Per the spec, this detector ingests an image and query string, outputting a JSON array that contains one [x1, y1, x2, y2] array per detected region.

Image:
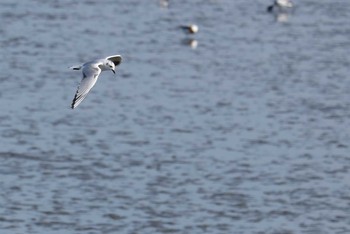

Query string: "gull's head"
[[105, 60, 116, 74]]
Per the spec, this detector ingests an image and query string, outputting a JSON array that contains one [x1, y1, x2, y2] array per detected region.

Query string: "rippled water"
[[1, 0, 350, 233]]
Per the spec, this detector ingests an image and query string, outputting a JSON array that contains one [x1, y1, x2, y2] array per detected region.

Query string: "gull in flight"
[[69, 55, 122, 109]]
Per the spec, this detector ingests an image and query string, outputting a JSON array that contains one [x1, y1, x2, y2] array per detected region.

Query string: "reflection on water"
[[181, 38, 198, 49], [275, 12, 289, 22], [1, 0, 350, 234], [159, 0, 169, 8]]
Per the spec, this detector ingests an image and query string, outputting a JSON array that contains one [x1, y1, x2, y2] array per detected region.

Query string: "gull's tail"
[[69, 64, 82, 70]]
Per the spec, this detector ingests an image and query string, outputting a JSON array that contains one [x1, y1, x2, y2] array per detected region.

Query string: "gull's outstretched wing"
[[106, 55, 122, 67], [71, 65, 101, 109]]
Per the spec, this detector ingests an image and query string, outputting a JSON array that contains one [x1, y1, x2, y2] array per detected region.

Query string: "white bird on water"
[[267, 0, 293, 12], [180, 24, 199, 34], [69, 55, 122, 109]]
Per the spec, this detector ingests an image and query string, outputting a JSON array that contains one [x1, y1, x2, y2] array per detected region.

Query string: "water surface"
[[1, 0, 350, 233]]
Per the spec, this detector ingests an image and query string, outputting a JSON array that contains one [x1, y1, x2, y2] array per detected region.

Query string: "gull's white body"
[[180, 24, 199, 34], [70, 55, 122, 109], [276, 0, 293, 8], [267, 0, 293, 12]]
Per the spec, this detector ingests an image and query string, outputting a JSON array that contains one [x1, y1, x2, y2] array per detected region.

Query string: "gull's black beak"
[[112, 69, 115, 74]]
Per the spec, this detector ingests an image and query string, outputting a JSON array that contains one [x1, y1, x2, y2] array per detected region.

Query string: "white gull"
[[180, 24, 199, 34], [69, 55, 122, 109], [267, 0, 293, 12]]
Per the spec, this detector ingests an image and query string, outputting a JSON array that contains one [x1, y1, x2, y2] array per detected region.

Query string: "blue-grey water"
[[1, 0, 350, 233]]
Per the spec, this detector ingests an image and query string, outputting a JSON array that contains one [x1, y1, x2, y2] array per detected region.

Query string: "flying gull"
[[69, 55, 122, 109]]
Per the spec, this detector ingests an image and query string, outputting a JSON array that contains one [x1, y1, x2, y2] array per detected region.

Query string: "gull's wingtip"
[[71, 91, 79, 109], [70, 100, 76, 109]]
